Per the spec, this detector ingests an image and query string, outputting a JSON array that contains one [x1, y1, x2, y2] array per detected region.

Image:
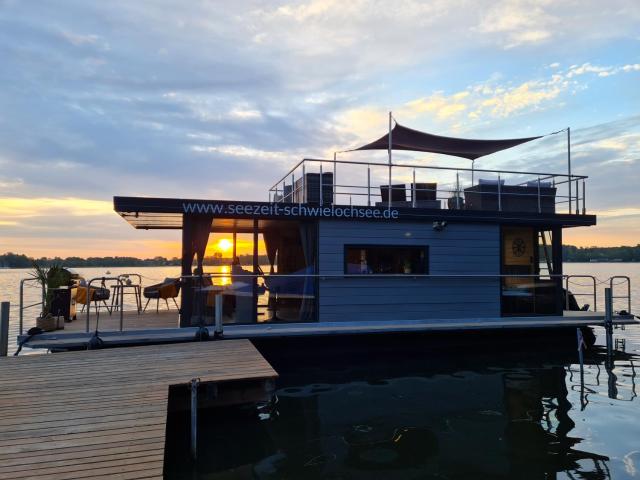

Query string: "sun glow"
[[216, 238, 233, 253]]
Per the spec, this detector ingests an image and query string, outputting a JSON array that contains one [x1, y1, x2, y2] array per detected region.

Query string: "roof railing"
[[268, 158, 588, 215]]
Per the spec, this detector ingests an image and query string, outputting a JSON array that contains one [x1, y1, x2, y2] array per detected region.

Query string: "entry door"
[[502, 227, 536, 315]]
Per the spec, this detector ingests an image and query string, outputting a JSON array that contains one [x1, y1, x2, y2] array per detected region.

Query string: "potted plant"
[[30, 262, 71, 331]]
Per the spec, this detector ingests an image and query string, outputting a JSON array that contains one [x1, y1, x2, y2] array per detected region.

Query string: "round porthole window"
[[512, 238, 527, 257]]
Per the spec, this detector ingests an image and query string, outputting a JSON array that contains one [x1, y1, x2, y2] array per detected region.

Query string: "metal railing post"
[[319, 162, 323, 207], [412, 169, 416, 208], [537, 177, 541, 213], [605, 287, 613, 359], [119, 282, 124, 332], [497, 175, 502, 211], [214, 293, 223, 336], [582, 180, 586, 214], [567, 127, 572, 214], [575, 178, 580, 215], [19, 279, 24, 335], [367, 166, 371, 206], [456, 171, 460, 209], [85, 285, 91, 333], [291, 173, 295, 203], [301, 162, 305, 205], [333, 153, 337, 205], [1, 302, 9, 357]]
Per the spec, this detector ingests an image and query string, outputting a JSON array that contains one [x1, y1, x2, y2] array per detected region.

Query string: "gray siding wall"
[[318, 220, 501, 322]]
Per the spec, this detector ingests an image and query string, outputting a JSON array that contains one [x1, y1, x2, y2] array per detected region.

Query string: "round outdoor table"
[[110, 284, 142, 314]]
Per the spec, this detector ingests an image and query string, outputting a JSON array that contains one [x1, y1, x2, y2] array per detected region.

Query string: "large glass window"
[[345, 245, 428, 275]]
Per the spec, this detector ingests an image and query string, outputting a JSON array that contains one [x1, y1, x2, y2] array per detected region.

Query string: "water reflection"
[[165, 333, 640, 479]]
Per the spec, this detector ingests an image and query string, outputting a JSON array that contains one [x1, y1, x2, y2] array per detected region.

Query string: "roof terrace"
[[269, 115, 588, 216]]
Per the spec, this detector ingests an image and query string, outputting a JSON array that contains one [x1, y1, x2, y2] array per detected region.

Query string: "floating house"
[[111, 118, 624, 336]]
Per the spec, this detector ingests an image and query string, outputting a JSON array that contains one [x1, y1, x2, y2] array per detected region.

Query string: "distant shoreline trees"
[[1, 246, 639, 269], [0, 252, 269, 269]]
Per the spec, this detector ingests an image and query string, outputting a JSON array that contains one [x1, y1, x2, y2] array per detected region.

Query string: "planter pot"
[[36, 315, 63, 332]]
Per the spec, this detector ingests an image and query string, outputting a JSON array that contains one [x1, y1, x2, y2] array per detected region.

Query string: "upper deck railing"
[[268, 158, 588, 215]]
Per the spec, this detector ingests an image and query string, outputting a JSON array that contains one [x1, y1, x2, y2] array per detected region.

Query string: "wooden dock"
[[0, 341, 277, 479]]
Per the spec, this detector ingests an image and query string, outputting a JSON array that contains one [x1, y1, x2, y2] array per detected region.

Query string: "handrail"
[[19, 278, 44, 335], [564, 275, 597, 311], [609, 276, 631, 313], [269, 157, 588, 191], [269, 157, 588, 215], [85, 277, 124, 333]]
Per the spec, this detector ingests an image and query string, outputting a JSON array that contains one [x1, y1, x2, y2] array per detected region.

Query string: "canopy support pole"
[[567, 127, 571, 214], [471, 159, 475, 185], [388, 111, 392, 211], [232, 230, 237, 259]]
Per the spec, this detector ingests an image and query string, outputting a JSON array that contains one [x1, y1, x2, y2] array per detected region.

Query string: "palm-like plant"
[[30, 261, 69, 318]]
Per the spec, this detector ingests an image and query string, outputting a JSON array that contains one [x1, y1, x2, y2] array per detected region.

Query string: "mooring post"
[[605, 287, 613, 362], [190, 378, 200, 460], [0, 302, 9, 357]]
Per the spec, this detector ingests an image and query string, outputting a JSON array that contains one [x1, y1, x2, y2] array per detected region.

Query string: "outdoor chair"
[[143, 278, 180, 313], [75, 280, 112, 315]]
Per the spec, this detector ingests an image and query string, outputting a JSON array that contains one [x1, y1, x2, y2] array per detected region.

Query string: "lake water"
[[1, 264, 640, 478]]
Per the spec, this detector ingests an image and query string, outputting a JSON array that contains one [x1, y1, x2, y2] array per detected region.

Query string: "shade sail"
[[352, 123, 542, 160]]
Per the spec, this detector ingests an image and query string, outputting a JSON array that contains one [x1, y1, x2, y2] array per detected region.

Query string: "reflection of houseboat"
[[17, 117, 637, 348]]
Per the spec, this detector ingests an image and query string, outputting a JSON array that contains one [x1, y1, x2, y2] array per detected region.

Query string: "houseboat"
[[16, 117, 636, 349]]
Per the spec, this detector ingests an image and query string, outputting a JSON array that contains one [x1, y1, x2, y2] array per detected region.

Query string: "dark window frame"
[[343, 244, 429, 275]]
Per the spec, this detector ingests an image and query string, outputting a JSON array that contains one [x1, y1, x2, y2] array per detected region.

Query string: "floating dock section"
[[0, 341, 277, 479]]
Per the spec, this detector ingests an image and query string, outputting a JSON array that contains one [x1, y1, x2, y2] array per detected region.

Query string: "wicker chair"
[[143, 278, 180, 313]]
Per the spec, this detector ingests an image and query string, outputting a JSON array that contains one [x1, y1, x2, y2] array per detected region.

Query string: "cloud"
[[0, 0, 639, 254], [476, 0, 558, 48]]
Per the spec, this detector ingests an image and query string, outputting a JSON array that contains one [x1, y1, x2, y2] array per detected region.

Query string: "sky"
[[0, 0, 639, 258]]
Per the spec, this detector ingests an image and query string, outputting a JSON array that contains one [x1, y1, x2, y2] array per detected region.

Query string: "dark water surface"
[[165, 327, 640, 479]]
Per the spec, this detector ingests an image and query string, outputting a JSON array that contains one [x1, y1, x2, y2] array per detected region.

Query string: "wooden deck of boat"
[[0, 341, 277, 479]]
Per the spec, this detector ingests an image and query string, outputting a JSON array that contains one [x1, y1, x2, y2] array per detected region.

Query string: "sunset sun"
[[216, 238, 233, 253]]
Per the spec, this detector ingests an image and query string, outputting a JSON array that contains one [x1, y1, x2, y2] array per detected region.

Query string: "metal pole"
[[567, 127, 572, 214], [19, 280, 24, 335], [537, 177, 541, 213], [367, 166, 371, 206], [582, 179, 586, 215], [471, 159, 475, 185], [497, 174, 502, 211], [605, 287, 613, 360], [388, 111, 392, 211], [291, 173, 295, 203], [412, 169, 416, 207], [85, 285, 90, 333], [456, 171, 460, 209], [214, 293, 223, 336], [333, 152, 337, 205], [190, 378, 200, 460], [575, 179, 580, 215], [119, 279, 124, 332], [232, 231, 237, 259], [319, 162, 323, 207], [0, 302, 9, 357], [301, 162, 305, 205]]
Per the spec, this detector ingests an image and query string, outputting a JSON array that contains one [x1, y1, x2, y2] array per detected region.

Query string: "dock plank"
[[0, 340, 277, 479]]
